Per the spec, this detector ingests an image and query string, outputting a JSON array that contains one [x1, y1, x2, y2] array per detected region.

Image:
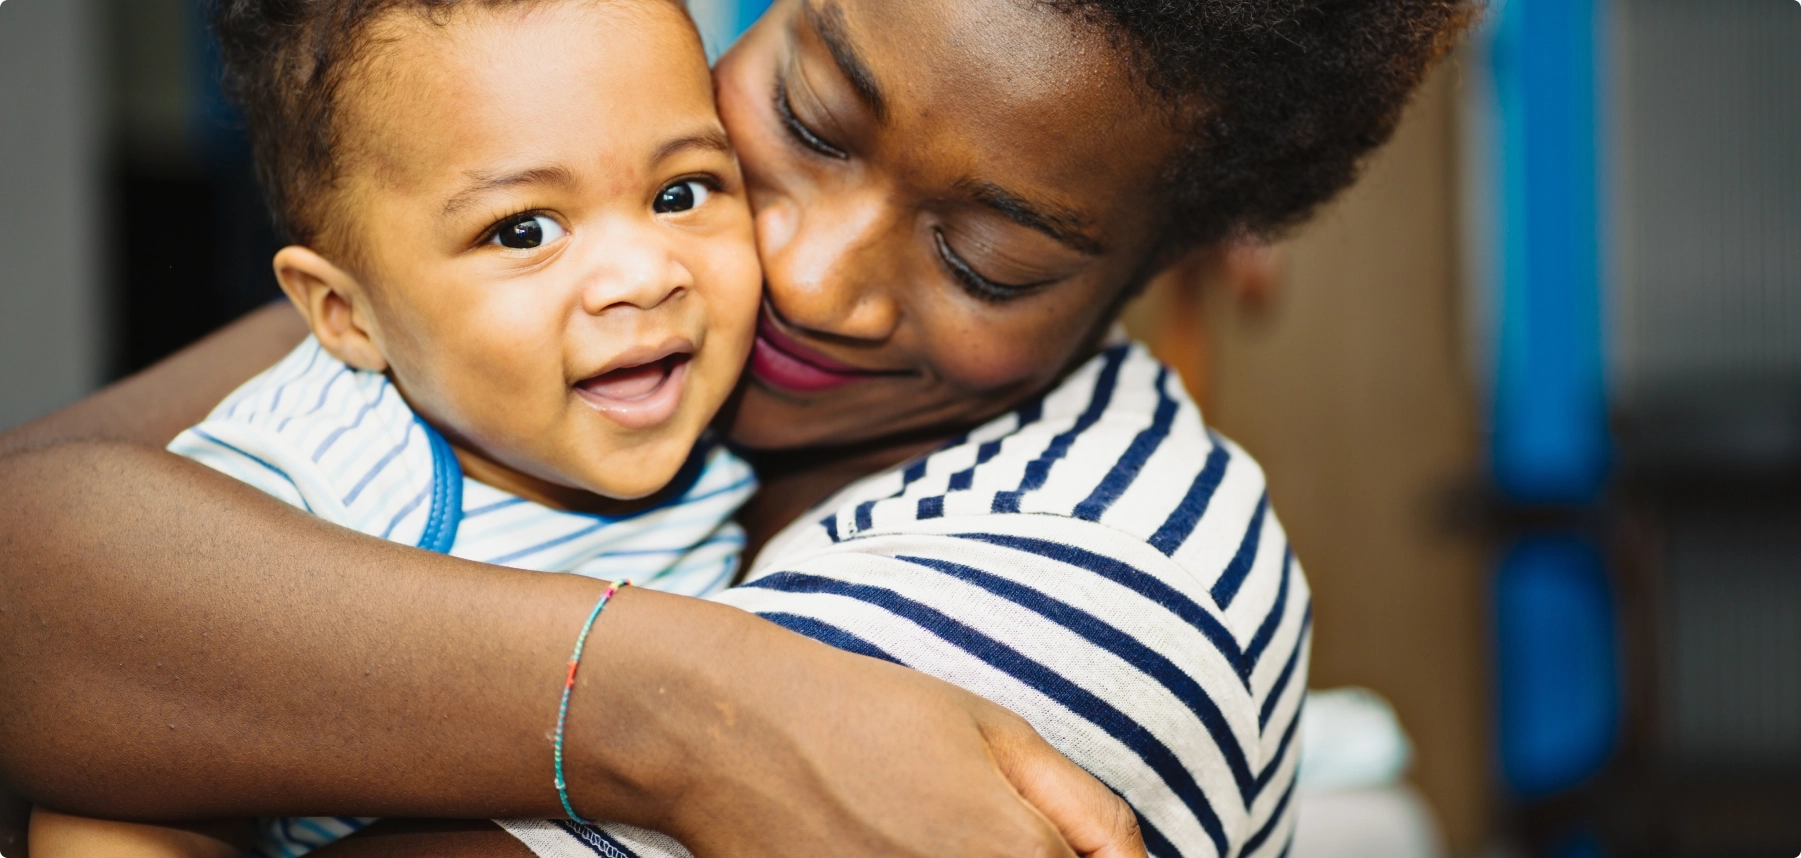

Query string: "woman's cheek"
[[924, 312, 1064, 393]]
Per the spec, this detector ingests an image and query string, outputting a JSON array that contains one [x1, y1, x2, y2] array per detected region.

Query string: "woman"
[[0, 0, 1470, 856]]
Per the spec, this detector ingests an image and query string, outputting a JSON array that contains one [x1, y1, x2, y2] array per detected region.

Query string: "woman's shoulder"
[[733, 344, 1310, 853], [771, 342, 1279, 575], [751, 342, 1302, 642]]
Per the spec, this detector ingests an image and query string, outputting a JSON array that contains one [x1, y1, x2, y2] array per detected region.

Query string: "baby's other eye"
[[654, 180, 712, 214], [491, 213, 566, 249]]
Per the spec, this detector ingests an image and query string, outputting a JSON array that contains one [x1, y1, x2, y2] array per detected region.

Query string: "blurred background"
[[0, 1, 1796, 857]]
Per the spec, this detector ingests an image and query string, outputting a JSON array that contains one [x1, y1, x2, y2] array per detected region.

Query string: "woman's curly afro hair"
[[1048, 0, 1477, 253]]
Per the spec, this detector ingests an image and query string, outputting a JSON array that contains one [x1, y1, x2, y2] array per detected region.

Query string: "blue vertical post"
[[732, 0, 775, 39], [1494, 537, 1618, 796], [1491, 0, 1610, 503], [692, 0, 777, 61], [1488, 0, 1620, 808]]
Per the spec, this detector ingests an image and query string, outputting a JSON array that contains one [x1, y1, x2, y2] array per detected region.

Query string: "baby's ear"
[[272, 246, 389, 372]]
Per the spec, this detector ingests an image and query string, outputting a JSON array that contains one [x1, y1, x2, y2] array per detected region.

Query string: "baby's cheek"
[[694, 247, 764, 340], [426, 337, 567, 435]]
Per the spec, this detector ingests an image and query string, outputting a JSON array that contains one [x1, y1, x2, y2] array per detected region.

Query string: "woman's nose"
[[578, 224, 690, 317], [757, 190, 903, 342]]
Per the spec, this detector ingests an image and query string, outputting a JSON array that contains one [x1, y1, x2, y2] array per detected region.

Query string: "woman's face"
[[715, 0, 1182, 450]]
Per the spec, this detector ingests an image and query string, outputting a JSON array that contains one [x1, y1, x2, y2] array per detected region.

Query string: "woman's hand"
[[984, 708, 1147, 858], [578, 588, 1145, 858]]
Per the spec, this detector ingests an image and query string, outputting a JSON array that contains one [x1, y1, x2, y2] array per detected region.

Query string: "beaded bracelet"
[[554, 580, 630, 825]]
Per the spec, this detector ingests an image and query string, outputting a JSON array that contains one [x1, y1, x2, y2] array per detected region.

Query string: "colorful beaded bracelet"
[[554, 580, 630, 825]]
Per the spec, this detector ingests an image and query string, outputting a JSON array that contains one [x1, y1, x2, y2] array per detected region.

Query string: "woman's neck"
[[734, 430, 954, 570]]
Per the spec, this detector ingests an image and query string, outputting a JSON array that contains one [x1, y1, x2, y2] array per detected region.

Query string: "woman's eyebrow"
[[960, 180, 1106, 256], [440, 165, 577, 218], [803, 0, 888, 124]]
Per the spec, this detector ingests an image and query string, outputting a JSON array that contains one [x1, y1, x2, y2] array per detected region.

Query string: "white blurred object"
[[1298, 686, 1414, 791], [1291, 687, 1446, 858], [1292, 785, 1446, 858]]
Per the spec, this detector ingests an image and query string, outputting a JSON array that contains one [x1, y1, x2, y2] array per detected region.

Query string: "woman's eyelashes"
[[489, 212, 567, 250], [774, 76, 848, 160], [933, 229, 1048, 302]]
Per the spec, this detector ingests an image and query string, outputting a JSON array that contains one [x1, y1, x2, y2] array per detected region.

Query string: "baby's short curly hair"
[[1046, 0, 1477, 252], [213, 0, 451, 249], [211, 0, 687, 252]]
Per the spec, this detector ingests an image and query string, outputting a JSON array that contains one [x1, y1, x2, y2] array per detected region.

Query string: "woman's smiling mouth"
[[749, 311, 907, 393], [575, 352, 691, 429]]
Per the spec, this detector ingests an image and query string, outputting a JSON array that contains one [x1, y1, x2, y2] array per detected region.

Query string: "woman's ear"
[[272, 246, 389, 372]]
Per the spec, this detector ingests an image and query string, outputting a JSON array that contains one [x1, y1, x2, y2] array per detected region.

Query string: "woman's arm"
[[0, 444, 1129, 857], [0, 311, 1140, 858]]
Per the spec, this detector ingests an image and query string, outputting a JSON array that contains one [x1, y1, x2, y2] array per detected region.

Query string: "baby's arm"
[[29, 806, 253, 858]]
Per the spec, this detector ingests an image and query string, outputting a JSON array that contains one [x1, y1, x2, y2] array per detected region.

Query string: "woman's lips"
[[749, 315, 891, 393], [574, 354, 690, 429]]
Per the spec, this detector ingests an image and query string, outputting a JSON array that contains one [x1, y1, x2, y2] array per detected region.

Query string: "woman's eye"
[[934, 229, 1044, 302], [774, 77, 848, 160], [654, 180, 712, 214], [490, 214, 566, 250]]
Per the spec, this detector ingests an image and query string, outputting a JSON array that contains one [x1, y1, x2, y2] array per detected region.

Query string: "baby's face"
[[331, 1, 760, 502]]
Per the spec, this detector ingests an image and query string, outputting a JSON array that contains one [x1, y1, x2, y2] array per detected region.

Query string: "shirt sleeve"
[[713, 511, 1312, 858]]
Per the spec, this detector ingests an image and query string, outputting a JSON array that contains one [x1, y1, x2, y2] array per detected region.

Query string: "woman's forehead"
[[800, 0, 1178, 240], [819, 0, 1157, 134]]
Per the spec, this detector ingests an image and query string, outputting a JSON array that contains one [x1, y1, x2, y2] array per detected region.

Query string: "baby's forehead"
[[333, 0, 712, 192]]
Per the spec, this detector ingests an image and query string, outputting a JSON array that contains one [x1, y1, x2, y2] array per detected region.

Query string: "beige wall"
[[1125, 66, 1492, 854]]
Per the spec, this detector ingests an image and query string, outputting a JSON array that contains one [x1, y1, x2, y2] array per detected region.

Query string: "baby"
[[29, 0, 761, 855]]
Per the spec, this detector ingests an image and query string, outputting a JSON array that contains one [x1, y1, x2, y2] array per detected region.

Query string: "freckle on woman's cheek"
[[934, 334, 1049, 390]]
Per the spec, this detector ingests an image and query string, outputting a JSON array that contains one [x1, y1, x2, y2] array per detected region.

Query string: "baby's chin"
[[562, 420, 711, 503], [449, 410, 709, 515]]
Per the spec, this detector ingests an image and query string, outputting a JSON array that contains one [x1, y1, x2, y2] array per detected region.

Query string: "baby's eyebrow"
[[650, 129, 733, 166], [440, 165, 578, 218]]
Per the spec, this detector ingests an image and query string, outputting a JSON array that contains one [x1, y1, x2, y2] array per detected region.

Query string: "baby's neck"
[[452, 444, 676, 518]]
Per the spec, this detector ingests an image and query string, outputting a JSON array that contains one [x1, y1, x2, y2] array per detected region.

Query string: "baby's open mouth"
[[577, 353, 690, 402], [574, 352, 692, 430]]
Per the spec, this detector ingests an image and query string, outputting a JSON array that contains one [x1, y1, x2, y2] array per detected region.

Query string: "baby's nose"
[[578, 230, 692, 316]]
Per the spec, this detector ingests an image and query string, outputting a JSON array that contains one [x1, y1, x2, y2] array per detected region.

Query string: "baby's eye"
[[653, 180, 712, 214], [491, 213, 566, 249]]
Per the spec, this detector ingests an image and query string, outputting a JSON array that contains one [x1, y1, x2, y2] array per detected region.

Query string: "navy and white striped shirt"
[[505, 341, 1310, 858], [168, 337, 757, 857]]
